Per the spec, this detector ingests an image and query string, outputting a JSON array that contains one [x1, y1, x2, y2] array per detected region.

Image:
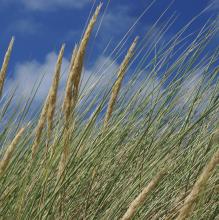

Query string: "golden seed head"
[[0, 37, 15, 98], [71, 3, 102, 102], [121, 169, 166, 220], [47, 44, 65, 143], [62, 44, 78, 115], [62, 4, 102, 126], [104, 37, 138, 128], [31, 97, 49, 159], [58, 3, 102, 182], [176, 148, 219, 220], [0, 127, 25, 175], [212, 128, 219, 145]]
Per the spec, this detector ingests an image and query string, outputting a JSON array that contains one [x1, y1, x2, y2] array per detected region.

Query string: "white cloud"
[[81, 55, 118, 90], [7, 19, 42, 35], [95, 6, 135, 44], [102, 10, 134, 36], [1, 0, 90, 11], [5, 51, 119, 110], [171, 67, 215, 119], [7, 52, 69, 103], [177, 70, 203, 108]]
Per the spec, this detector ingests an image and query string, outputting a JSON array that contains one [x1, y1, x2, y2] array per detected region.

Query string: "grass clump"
[[0, 3, 219, 220]]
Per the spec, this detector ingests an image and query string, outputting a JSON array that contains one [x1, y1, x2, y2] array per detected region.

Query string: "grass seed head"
[[47, 44, 65, 144], [61, 3, 102, 135], [31, 96, 49, 159], [121, 169, 166, 220], [62, 44, 78, 117], [0, 127, 25, 175], [104, 37, 138, 128], [176, 148, 219, 220], [0, 37, 14, 98], [66, 3, 102, 119]]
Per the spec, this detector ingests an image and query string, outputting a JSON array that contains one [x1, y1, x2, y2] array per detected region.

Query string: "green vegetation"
[[0, 4, 219, 220]]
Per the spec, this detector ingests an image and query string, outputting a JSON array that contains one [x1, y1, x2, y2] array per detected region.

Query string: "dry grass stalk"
[[32, 45, 65, 159], [176, 147, 219, 220], [121, 169, 166, 220], [69, 45, 78, 77], [57, 128, 71, 178], [0, 37, 14, 98], [31, 96, 49, 159], [58, 4, 102, 178], [0, 127, 25, 175], [47, 44, 65, 146], [211, 128, 219, 145], [62, 44, 78, 116], [104, 37, 138, 128], [72, 4, 101, 111], [72, 3, 102, 100]]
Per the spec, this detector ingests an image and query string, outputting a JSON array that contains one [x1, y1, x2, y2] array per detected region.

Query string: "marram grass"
[[0, 127, 25, 176], [0, 3, 219, 220], [0, 37, 14, 98]]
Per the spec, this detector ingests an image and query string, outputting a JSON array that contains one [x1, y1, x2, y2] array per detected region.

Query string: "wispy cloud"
[[7, 19, 43, 35], [102, 8, 134, 36], [1, 0, 91, 11], [95, 6, 136, 43]]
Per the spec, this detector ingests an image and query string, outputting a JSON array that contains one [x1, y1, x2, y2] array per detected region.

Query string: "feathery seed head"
[[71, 3, 102, 101], [58, 3, 104, 175], [104, 37, 138, 128], [212, 128, 219, 145], [0, 127, 25, 175], [47, 44, 65, 143], [62, 44, 78, 115], [0, 37, 15, 98], [121, 169, 166, 220], [62, 3, 102, 125], [176, 148, 219, 220], [32, 97, 49, 159]]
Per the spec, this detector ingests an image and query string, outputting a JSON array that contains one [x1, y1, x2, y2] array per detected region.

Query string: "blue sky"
[[0, 0, 217, 63], [0, 0, 218, 106]]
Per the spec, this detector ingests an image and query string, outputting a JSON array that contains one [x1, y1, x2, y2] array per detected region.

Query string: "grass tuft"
[[0, 3, 219, 220]]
